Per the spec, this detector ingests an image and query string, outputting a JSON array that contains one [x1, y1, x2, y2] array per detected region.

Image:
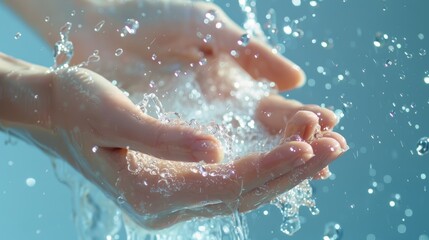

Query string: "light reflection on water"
[[1, 0, 429, 239]]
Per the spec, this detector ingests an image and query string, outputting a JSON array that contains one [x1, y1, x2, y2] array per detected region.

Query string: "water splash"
[[53, 22, 74, 69]]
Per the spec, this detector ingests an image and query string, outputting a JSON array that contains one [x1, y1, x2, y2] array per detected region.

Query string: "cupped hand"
[[27, 0, 304, 92]]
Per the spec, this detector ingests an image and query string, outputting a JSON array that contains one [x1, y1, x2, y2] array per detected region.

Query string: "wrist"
[[0, 53, 53, 132]]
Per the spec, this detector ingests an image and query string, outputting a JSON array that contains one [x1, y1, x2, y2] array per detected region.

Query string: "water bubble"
[[94, 20, 105, 32], [323, 222, 343, 240], [14, 32, 22, 40], [309, 0, 318, 7], [397, 224, 406, 234], [120, 18, 139, 37], [416, 137, 429, 156], [44, 16, 50, 22], [26, 178, 36, 187], [418, 33, 425, 40], [419, 48, 427, 56], [238, 33, 250, 46], [114, 48, 123, 56], [404, 208, 413, 217]]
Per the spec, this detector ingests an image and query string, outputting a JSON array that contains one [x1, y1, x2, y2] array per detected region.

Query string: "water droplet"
[[416, 137, 429, 156], [202, 34, 212, 43], [280, 216, 301, 236], [94, 20, 105, 32], [26, 178, 36, 187], [230, 50, 239, 57], [120, 18, 139, 37], [292, 0, 302, 7], [323, 222, 343, 240], [116, 195, 125, 205], [92, 146, 98, 153], [373, 32, 385, 48], [204, 9, 217, 24], [14, 32, 22, 40], [238, 33, 250, 47], [384, 59, 393, 67], [198, 57, 207, 66], [115, 48, 123, 56]]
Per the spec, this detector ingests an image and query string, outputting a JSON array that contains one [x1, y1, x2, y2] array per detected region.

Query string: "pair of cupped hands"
[[2, 0, 347, 229]]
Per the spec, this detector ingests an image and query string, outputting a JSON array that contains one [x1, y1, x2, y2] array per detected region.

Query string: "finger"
[[172, 141, 314, 208], [256, 95, 338, 134], [213, 20, 305, 91], [312, 166, 331, 180], [79, 68, 224, 163], [283, 110, 320, 142], [238, 137, 344, 212], [312, 131, 348, 180]]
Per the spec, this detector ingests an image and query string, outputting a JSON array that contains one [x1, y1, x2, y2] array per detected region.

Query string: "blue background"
[[1, 0, 429, 239]]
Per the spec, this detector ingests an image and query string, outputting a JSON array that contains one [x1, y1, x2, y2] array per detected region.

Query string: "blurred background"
[[1, 0, 428, 239]]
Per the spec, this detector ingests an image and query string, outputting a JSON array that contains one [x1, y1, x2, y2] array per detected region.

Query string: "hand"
[[0, 54, 345, 230], [6, 0, 304, 92]]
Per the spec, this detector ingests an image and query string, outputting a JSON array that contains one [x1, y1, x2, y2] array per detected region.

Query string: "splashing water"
[[48, 1, 326, 238], [53, 22, 74, 69]]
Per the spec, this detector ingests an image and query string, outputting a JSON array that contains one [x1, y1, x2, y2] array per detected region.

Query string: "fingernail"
[[292, 153, 315, 168], [318, 168, 332, 180], [192, 139, 221, 162]]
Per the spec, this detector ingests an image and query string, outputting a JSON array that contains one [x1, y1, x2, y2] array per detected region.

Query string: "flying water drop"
[[14, 32, 22, 40], [115, 48, 123, 56], [416, 137, 429, 156], [238, 33, 250, 46], [120, 18, 139, 37], [94, 20, 105, 32], [323, 222, 343, 240]]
